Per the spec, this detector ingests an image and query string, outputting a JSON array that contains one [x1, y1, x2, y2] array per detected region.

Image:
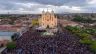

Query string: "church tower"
[[40, 9, 57, 28], [51, 9, 54, 15], [42, 9, 45, 15]]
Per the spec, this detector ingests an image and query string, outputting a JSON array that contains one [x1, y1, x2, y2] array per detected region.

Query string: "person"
[[5, 27, 96, 54]]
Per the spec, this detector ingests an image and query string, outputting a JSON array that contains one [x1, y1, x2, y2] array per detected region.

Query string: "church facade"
[[39, 10, 57, 28]]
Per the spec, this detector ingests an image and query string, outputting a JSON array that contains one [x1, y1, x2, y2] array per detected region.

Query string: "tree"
[[7, 42, 16, 49], [80, 33, 89, 38], [65, 25, 74, 31], [72, 17, 94, 23], [74, 33, 89, 38], [85, 28, 92, 34], [79, 37, 93, 45], [8, 21, 14, 25], [72, 29, 81, 33], [11, 33, 18, 40], [89, 42, 96, 52]]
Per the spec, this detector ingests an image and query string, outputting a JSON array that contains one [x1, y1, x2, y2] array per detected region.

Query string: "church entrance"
[[47, 25, 49, 28]]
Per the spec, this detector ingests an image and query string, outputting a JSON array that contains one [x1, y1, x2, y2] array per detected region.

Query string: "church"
[[39, 9, 57, 28]]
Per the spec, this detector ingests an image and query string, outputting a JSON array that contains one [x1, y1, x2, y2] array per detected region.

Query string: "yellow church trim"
[[39, 9, 57, 28]]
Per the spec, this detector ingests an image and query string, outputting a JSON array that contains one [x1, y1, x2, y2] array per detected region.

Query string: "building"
[[39, 9, 57, 28], [0, 32, 14, 41], [58, 19, 79, 27], [0, 19, 11, 25]]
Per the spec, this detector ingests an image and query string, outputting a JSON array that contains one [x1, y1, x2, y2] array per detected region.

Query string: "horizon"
[[0, 12, 96, 15]]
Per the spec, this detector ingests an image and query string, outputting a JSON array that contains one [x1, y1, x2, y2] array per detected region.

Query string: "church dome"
[[45, 12, 50, 14]]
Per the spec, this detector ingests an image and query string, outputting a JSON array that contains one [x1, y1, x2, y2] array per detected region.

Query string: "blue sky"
[[0, 0, 96, 14]]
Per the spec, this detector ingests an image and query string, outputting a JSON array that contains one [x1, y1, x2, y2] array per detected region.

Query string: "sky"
[[0, 0, 96, 14]]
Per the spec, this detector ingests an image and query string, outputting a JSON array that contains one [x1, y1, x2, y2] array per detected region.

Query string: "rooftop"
[[0, 32, 14, 36]]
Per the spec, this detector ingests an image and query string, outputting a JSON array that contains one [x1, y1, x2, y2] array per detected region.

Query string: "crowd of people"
[[4, 26, 96, 54]]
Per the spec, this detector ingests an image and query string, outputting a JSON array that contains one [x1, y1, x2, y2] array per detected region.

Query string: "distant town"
[[0, 13, 96, 31]]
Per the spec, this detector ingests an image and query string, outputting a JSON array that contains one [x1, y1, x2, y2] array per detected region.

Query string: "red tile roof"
[[0, 25, 21, 31], [58, 19, 77, 25], [2, 40, 9, 45]]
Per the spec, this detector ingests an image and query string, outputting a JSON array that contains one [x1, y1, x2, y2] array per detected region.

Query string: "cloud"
[[0, 0, 96, 14], [87, 0, 96, 4], [14, 0, 88, 6]]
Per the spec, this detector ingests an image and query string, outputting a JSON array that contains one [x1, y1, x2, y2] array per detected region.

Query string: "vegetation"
[[11, 33, 20, 40], [89, 42, 96, 51], [0, 15, 9, 19], [65, 25, 96, 51], [7, 42, 16, 49], [72, 16, 95, 23], [66, 25, 96, 36], [8, 21, 14, 25], [79, 37, 93, 44], [85, 28, 96, 36], [20, 15, 26, 17]]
